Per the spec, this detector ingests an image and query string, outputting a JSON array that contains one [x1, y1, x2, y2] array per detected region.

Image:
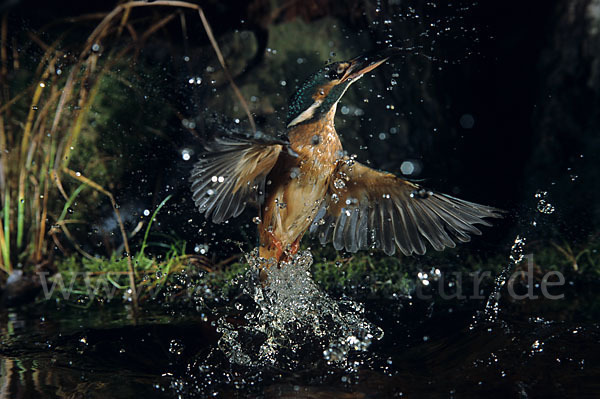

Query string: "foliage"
[[49, 237, 187, 306], [0, 8, 145, 279], [307, 234, 600, 299], [46, 234, 600, 307], [0, 2, 252, 310]]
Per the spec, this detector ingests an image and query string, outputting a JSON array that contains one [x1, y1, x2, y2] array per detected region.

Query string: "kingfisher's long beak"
[[342, 47, 402, 82]]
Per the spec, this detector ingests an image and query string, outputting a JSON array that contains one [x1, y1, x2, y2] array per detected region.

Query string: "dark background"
[[4, 0, 599, 259]]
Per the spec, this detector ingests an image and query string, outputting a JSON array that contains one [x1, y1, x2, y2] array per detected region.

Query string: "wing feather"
[[310, 158, 503, 255], [356, 205, 369, 249], [190, 135, 284, 224]]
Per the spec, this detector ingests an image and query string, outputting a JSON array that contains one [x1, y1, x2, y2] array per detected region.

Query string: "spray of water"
[[216, 249, 383, 369], [169, 249, 383, 396], [471, 188, 556, 330]]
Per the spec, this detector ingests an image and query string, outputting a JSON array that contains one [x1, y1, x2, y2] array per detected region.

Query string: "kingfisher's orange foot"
[[259, 231, 284, 264], [290, 238, 300, 256]]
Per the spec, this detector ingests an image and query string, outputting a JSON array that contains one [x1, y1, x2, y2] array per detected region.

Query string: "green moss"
[[49, 230, 600, 306], [306, 234, 600, 298]]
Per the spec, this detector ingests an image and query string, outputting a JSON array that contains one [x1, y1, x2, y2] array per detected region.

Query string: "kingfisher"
[[190, 49, 502, 265]]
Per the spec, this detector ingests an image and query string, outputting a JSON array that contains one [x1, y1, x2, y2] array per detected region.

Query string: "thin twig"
[[0, 216, 9, 273], [0, 85, 34, 115], [212, 253, 242, 270], [139, 12, 177, 42], [197, 7, 256, 132], [50, 232, 68, 256], [117, 5, 132, 38], [56, 222, 96, 260], [1, 14, 8, 81], [35, 164, 50, 262], [50, 170, 70, 202]]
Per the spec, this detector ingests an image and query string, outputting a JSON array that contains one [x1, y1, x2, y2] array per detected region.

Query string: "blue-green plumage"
[[286, 64, 352, 127]]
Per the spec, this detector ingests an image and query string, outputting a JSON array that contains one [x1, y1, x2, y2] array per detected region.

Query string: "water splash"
[[471, 235, 527, 329], [216, 249, 382, 369], [509, 235, 527, 264], [170, 249, 383, 396], [472, 186, 558, 330]]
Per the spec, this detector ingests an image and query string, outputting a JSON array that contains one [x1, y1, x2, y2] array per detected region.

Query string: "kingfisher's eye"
[[324, 62, 350, 80]]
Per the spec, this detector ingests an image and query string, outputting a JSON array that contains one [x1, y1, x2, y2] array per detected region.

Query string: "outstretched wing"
[[190, 134, 285, 224], [309, 158, 503, 256]]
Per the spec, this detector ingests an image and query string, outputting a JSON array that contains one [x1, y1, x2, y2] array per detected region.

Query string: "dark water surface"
[[2, 285, 598, 398]]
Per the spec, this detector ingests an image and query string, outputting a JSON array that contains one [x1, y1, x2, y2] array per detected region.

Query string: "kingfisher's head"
[[286, 49, 399, 128]]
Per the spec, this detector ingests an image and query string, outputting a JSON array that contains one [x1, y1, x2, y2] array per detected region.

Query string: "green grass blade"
[[2, 189, 10, 270], [16, 192, 24, 250], [57, 184, 86, 222], [138, 194, 172, 259]]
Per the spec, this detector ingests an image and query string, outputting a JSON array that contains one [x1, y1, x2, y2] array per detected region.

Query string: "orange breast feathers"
[[259, 123, 342, 261]]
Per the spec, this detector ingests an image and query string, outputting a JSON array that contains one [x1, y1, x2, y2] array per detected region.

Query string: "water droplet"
[[535, 190, 555, 214], [536, 200, 555, 214], [510, 235, 526, 263], [169, 339, 185, 356], [334, 179, 346, 189], [401, 161, 415, 175], [531, 339, 544, 354], [252, 216, 261, 224], [194, 244, 208, 255], [411, 188, 432, 199], [459, 113, 475, 129]]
